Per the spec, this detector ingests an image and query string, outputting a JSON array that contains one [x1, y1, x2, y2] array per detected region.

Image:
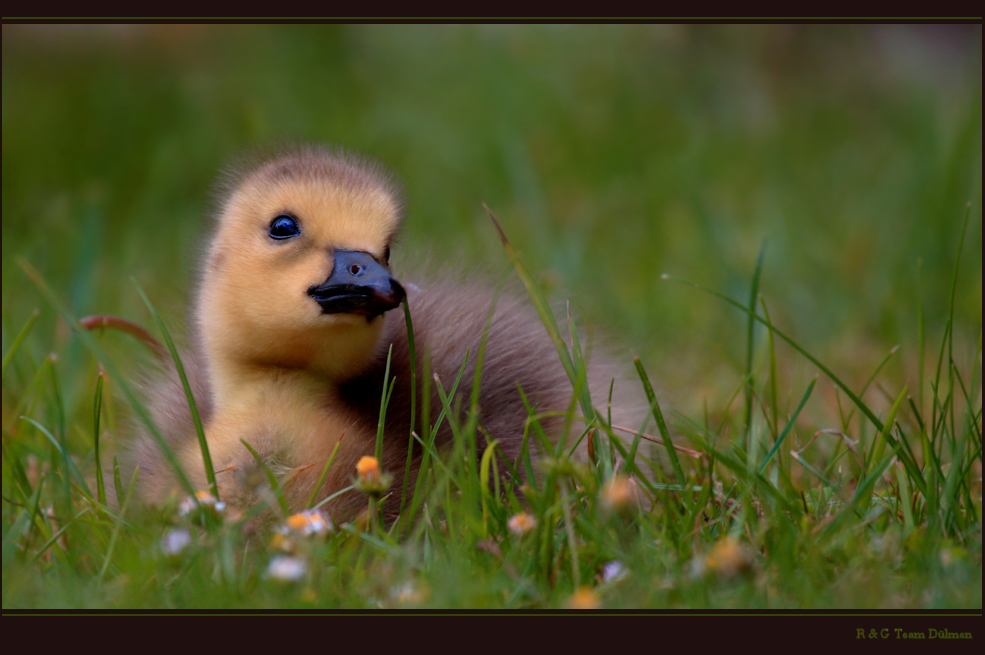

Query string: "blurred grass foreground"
[[1, 24, 981, 610]]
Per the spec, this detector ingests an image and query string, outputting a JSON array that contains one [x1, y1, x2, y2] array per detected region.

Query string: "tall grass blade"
[[744, 243, 766, 441], [945, 206, 971, 450], [2, 435, 35, 502], [97, 466, 138, 583], [895, 463, 916, 533], [21, 416, 92, 499], [479, 439, 500, 536], [847, 346, 899, 427], [484, 205, 593, 421], [2, 308, 40, 377], [93, 371, 107, 506], [858, 386, 907, 510], [758, 377, 816, 474], [760, 298, 779, 435], [916, 258, 926, 414], [112, 456, 124, 508], [376, 345, 395, 461], [31, 507, 91, 563], [469, 283, 502, 418], [306, 436, 344, 510], [404, 350, 471, 527], [312, 484, 356, 511], [1, 478, 44, 568], [399, 300, 418, 525], [634, 358, 684, 486], [3, 354, 52, 443], [464, 285, 503, 513], [557, 481, 580, 587], [791, 451, 839, 490], [517, 386, 555, 459], [133, 280, 217, 499]]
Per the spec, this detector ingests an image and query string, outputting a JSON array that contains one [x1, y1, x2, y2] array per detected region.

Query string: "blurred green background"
[[2, 24, 981, 421]]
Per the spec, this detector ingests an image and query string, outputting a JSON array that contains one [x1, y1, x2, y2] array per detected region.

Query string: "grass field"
[[2, 24, 981, 611]]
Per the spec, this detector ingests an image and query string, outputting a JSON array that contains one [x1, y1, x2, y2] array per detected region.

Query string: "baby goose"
[[128, 145, 636, 523]]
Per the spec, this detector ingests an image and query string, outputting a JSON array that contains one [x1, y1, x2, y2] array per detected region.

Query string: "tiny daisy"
[[265, 555, 308, 582], [507, 512, 537, 536]]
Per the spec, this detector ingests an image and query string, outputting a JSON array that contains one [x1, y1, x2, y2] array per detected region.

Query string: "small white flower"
[[161, 528, 192, 557], [507, 512, 537, 536], [178, 490, 226, 516], [391, 581, 426, 605], [265, 555, 308, 582], [602, 560, 627, 583], [283, 509, 332, 537]]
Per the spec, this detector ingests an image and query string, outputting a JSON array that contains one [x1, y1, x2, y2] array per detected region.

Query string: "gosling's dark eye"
[[269, 214, 301, 240]]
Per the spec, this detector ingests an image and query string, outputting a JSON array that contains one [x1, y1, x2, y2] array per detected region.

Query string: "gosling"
[[127, 145, 637, 523]]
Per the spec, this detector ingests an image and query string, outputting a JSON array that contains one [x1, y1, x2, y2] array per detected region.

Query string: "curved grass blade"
[[112, 456, 124, 508], [31, 507, 92, 563], [21, 416, 92, 499], [758, 377, 816, 474], [133, 280, 217, 499], [2, 433, 35, 502], [97, 466, 138, 583], [78, 314, 167, 360], [2, 308, 40, 377], [430, 347, 471, 448], [479, 439, 500, 535], [485, 205, 593, 421], [1, 477, 45, 568], [399, 300, 418, 525], [405, 349, 471, 527], [760, 297, 779, 434], [916, 258, 926, 413], [517, 386, 556, 484], [312, 483, 356, 511], [93, 371, 106, 506], [844, 346, 900, 430], [307, 435, 344, 509], [376, 344, 395, 461], [944, 206, 971, 445], [895, 463, 916, 533], [634, 358, 685, 486], [744, 243, 767, 441], [557, 481, 581, 587]]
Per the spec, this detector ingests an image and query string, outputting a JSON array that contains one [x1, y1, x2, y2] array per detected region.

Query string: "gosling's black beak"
[[307, 250, 405, 318]]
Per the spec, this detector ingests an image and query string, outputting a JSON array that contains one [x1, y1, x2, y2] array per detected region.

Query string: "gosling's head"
[[198, 146, 406, 390]]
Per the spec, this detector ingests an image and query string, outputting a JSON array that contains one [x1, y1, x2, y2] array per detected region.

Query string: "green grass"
[[2, 24, 981, 610]]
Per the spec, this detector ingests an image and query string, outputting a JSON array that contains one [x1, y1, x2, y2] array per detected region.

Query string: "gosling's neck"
[[202, 315, 389, 414]]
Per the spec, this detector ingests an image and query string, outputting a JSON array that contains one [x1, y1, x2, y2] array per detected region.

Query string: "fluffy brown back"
[[340, 277, 573, 479]]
